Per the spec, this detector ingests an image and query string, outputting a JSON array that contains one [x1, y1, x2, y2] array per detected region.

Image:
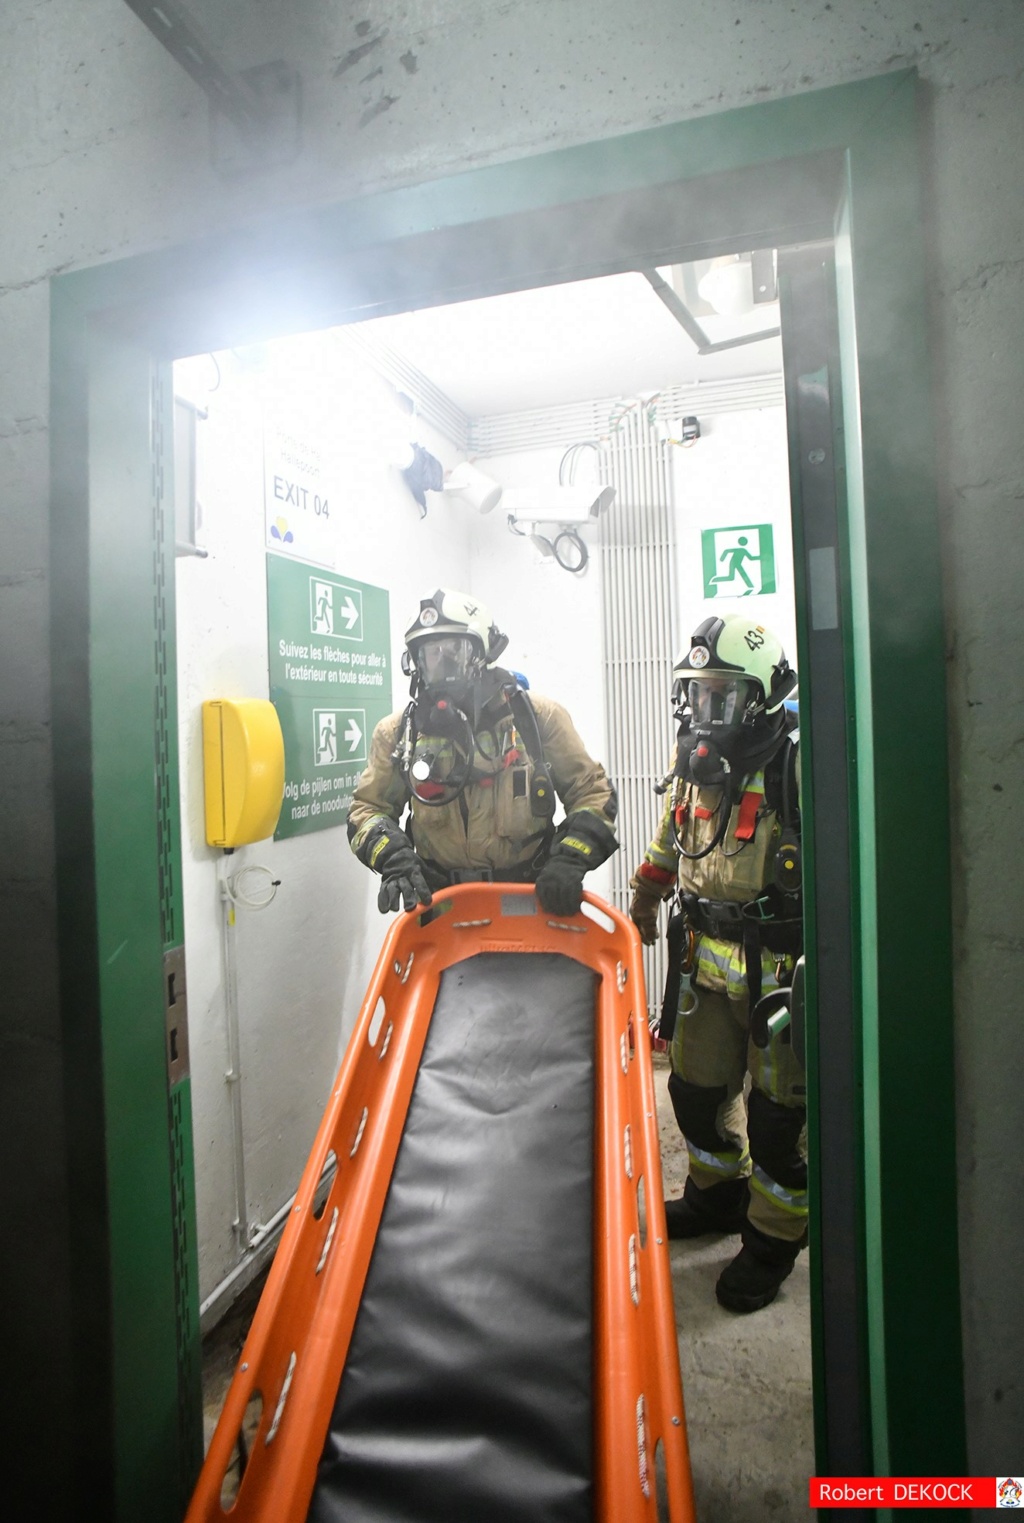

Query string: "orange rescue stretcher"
[[186, 885, 695, 1523]]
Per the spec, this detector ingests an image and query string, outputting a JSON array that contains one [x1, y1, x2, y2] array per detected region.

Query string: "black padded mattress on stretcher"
[[307, 950, 598, 1523]]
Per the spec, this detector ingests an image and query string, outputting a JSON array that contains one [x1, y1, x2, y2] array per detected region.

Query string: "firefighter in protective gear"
[[348, 589, 618, 916], [629, 613, 805, 1314]]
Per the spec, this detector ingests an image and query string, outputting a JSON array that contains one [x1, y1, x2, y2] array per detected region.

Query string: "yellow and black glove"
[[376, 845, 433, 914], [357, 819, 433, 915], [535, 811, 618, 916]]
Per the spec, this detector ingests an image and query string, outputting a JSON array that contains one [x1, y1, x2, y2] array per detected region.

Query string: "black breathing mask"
[[685, 736, 733, 787]]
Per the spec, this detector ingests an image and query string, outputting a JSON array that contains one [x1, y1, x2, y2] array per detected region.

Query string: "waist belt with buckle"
[[682, 893, 802, 954], [682, 891, 803, 1020], [429, 862, 540, 887]]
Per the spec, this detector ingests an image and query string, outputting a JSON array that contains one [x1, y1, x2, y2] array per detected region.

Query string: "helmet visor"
[[688, 676, 757, 728], [413, 634, 480, 690]]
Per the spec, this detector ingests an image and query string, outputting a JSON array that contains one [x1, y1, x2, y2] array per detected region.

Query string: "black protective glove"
[[377, 846, 433, 914], [628, 875, 663, 945], [535, 855, 588, 916], [356, 820, 433, 915], [535, 810, 618, 917]]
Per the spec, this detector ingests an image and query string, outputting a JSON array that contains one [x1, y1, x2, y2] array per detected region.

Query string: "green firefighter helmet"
[[401, 588, 509, 692], [672, 614, 796, 726]]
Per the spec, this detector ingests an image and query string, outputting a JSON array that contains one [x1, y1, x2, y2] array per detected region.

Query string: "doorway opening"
[[172, 254, 808, 1517]]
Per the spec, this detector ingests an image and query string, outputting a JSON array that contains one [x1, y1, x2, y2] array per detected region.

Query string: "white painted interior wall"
[[173, 333, 471, 1303], [176, 329, 792, 1308], [469, 404, 794, 880], [468, 444, 612, 897], [671, 408, 796, 666]]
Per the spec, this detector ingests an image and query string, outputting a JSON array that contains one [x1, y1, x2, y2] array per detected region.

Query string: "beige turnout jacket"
[[348, 689, 616, 874]]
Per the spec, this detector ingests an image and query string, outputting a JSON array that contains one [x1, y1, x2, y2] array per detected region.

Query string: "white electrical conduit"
[[217, 858, 281, 1250], [469, 375, 784, 457], [218, 852, 250, 1249], [199, 1153, 337, 1334]]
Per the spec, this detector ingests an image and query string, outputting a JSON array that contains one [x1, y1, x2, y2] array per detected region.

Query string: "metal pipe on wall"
[[217, 853, 250, 1248]]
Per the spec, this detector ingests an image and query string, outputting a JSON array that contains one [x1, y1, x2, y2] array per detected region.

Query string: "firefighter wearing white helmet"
[[629, 613, 805, 1314], [348, 589, 618, 915]]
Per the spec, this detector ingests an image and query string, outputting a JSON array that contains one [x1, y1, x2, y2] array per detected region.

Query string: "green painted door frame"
[[50, 68, 963, 1516]]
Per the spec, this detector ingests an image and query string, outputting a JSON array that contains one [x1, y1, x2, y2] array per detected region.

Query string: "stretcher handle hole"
[[637, 1174, 648, 1249], [312, 1151, 336, 1220], [368, 996, 387, 1046], [581, 899, 615, 932], [654, 1438, 671, 1523], [218, 1389, 263, 1510]]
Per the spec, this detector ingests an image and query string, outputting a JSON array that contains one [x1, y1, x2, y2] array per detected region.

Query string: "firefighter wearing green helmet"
[[348, 588, 619, 915], [629, 613, 805, 1313]]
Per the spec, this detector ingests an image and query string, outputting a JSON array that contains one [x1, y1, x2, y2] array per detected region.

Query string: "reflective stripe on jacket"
[[640, 768, 794, 996]]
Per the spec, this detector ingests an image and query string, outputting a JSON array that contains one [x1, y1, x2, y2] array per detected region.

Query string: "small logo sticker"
[[419, 606, 439, 627], [689, 645, 710, 669], [998, 1477, 1022, 1508]]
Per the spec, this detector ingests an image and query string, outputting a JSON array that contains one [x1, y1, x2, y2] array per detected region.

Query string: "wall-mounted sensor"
[[680, 416, 701, 445]]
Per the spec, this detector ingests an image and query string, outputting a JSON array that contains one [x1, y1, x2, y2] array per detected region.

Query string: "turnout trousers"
[[668, 983, 808, 1244]]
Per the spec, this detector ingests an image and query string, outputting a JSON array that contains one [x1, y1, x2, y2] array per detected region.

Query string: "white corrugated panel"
[[599, 410, 679, 1019]]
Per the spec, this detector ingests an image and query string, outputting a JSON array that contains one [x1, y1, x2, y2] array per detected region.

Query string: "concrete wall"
[[3, 0, 1022, 1502]]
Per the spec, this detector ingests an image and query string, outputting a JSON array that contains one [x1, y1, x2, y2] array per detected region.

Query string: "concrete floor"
[[201, 1052, 815, 1522], [653, 1051, 815, 1523]]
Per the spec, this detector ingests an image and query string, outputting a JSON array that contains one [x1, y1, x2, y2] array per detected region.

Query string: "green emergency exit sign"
[[266, 554, 392, 839], [701, 523, 777, 598]]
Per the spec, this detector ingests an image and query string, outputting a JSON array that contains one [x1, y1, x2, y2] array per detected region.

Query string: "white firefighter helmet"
[[672, 614, 796, 723], [402, 588, 509, 689]]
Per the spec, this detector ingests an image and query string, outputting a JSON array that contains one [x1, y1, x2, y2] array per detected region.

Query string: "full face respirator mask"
[[672, 672, 766, 785], [396, 589, 514, 804], [399, 636, 491, 805], [411, 634, 481, 701]]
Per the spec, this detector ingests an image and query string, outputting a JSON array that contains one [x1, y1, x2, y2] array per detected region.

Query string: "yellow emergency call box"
[[202, 699, 285, 849]]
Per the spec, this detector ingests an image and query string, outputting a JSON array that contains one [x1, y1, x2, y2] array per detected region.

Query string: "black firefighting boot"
[[715, 1221, 804, 1313], [664, 1176, 749, 1241]]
